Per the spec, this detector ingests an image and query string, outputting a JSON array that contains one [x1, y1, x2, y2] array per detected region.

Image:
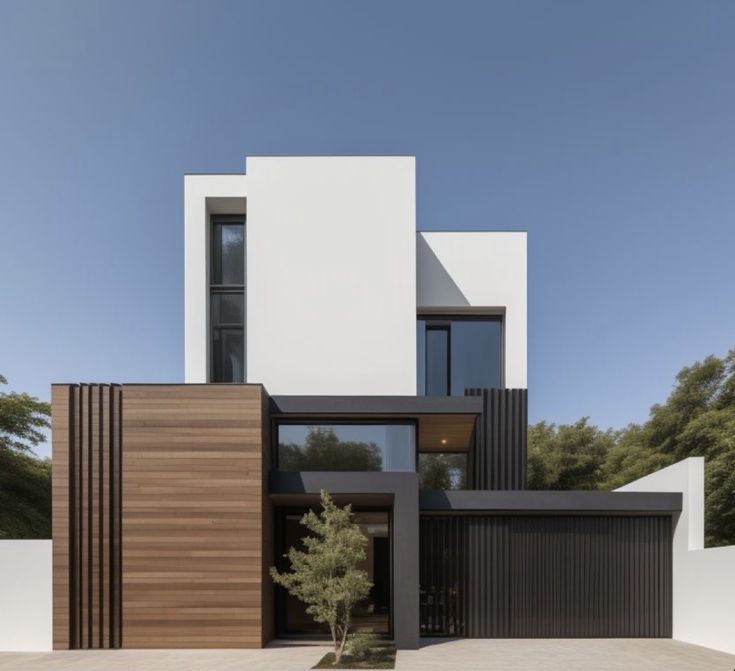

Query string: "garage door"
[[419, 515, 672, 638]]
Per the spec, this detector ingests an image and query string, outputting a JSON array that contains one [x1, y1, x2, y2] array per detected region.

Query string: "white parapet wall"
[[617, 458, 735, 655], [0, 540, 52, 651]]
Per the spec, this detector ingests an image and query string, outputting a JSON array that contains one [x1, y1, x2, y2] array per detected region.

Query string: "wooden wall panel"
[[260, 387, 274, 645], [122, 385, 267, 648], [51, 384, 122, 649], [51, 385, 71, 650]]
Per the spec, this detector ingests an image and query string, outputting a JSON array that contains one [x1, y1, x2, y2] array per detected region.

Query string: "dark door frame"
[[273, 505, 394, 640]]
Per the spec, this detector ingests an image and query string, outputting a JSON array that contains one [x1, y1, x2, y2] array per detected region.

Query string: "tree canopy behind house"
[[528, 349, 735, 547], [0, 375, 51, 539], [2, 351, 734, 546]]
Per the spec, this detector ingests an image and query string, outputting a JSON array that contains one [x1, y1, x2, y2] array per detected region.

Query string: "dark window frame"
[[210, 215, 246, 383], [273, 418, 419, 473], [274, 505, 394, 640], [417, 451, 469, 490], [418, 314, 505, 394]]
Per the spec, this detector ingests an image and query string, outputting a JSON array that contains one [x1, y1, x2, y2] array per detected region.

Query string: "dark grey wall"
[[420, 514, 672, 638], [466, 388, 527, 490], [419, 489, 682, 515]]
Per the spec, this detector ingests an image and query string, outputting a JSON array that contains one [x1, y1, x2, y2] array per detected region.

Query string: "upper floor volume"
[[184, 156, 527, 395]]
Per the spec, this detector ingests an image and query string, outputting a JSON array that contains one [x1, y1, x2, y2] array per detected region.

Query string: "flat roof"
[[419, 490, 682, 516], [269, 394, 482, 415]]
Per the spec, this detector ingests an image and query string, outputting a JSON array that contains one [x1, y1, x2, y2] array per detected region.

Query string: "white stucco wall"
[[246, 156, 416, 395], [0, 540, 52, 651], [185, 158, 527, 394], [617, 458, 735, 655], [417, 231, 527, 389]]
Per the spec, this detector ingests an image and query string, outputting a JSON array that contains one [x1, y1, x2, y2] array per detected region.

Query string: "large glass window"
[[210, 217, 245, 382], [417, 317, 502, 395], [277, 423, 416, 472], [418, 453, 468, 490], [277, 510, 390, 636]]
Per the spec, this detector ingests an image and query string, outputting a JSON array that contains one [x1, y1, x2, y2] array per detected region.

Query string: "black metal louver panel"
[[420, 514, 672, 638], [466, 388, 527, 490]]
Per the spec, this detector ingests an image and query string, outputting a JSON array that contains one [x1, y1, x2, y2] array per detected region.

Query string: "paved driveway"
[[0, 639, 733, 670], [398, 639, 735, 670]]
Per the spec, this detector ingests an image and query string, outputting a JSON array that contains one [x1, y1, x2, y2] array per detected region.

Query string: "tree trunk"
[[334, 626, 348, 665], [330, 625, 340, 664]]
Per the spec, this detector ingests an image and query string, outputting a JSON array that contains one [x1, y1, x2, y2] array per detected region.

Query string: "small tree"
[[270, 490, 372, 664]]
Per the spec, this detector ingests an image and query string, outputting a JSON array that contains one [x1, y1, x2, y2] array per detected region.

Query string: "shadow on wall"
[[416, 235, 470, 307], [618, 457, 735, 656]]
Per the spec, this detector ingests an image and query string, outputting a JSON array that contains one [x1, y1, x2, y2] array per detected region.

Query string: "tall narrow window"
[[425, 326, 450, 396], [210, 217, 245, 382]]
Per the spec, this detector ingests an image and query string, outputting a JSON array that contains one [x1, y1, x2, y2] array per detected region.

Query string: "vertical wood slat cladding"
[[420, 515, 672, 638], [466, 388, 527, 490], [51, 386, 71, 649], [51, 384, 122, 649], [122, 385, 266, 649], [260, 388, 274, 645]]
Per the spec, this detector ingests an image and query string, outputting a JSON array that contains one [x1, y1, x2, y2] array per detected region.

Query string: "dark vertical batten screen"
[[67, 384, 122, 649], [420, 515, 672, 638], [467, 388, 527, 490]]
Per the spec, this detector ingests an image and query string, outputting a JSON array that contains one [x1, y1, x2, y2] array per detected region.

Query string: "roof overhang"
[[270, 395, 481, 453], [270, 394, 482, 415], [419, 489, 682, 516]]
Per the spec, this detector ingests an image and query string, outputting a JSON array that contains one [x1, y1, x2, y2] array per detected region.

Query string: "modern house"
[[50, 156, 683, 651]]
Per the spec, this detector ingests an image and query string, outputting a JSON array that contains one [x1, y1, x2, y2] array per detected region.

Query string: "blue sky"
[[1, 1, 734, 458]]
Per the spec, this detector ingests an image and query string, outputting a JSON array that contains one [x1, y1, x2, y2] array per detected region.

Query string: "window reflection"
[[277, 424, 415, 472], [418, 453, 468, 490], [210, 217, 245, 382], [279, 511, 390, 636], [418, 317, 502, 395]]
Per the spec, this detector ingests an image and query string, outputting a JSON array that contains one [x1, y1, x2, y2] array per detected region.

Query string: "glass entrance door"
[[275, 509, 391, 637]]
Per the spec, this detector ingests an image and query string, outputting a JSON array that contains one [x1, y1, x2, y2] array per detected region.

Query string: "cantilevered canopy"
[[270, 394, 481, 453]]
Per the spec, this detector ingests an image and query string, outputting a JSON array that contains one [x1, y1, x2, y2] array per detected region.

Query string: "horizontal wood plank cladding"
[[420, 515, 672, 638], [466, 388, 527, 490], [51, 384, 122, 649], [122, 385, 266, 649]]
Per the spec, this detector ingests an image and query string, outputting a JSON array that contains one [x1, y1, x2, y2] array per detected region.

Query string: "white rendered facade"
[[184, 155, 527, 393], [0, 540, 52, 651], [618, 458, 735, 656]]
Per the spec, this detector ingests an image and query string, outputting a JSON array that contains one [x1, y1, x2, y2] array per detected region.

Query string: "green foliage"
[[0, 449, 51, 539], [529, 349, 735, 547], [0, 374, 50, 454], [0, 374, 51, 539], [270, 491, 372, 664], [279, 427, 383, 471], [418, 453, 467, 490], [527, 418, 615, 490], [313, 642, 396, 670], [346, 631, 381, 659]]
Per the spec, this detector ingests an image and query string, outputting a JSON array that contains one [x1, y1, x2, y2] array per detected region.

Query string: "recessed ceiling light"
[[440, 438, 447, 445]]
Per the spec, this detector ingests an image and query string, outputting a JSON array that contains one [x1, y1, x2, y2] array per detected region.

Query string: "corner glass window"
[[277, 423, 416, 472], [417, 317, 502, 395], [418, 453, 468, 490]]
